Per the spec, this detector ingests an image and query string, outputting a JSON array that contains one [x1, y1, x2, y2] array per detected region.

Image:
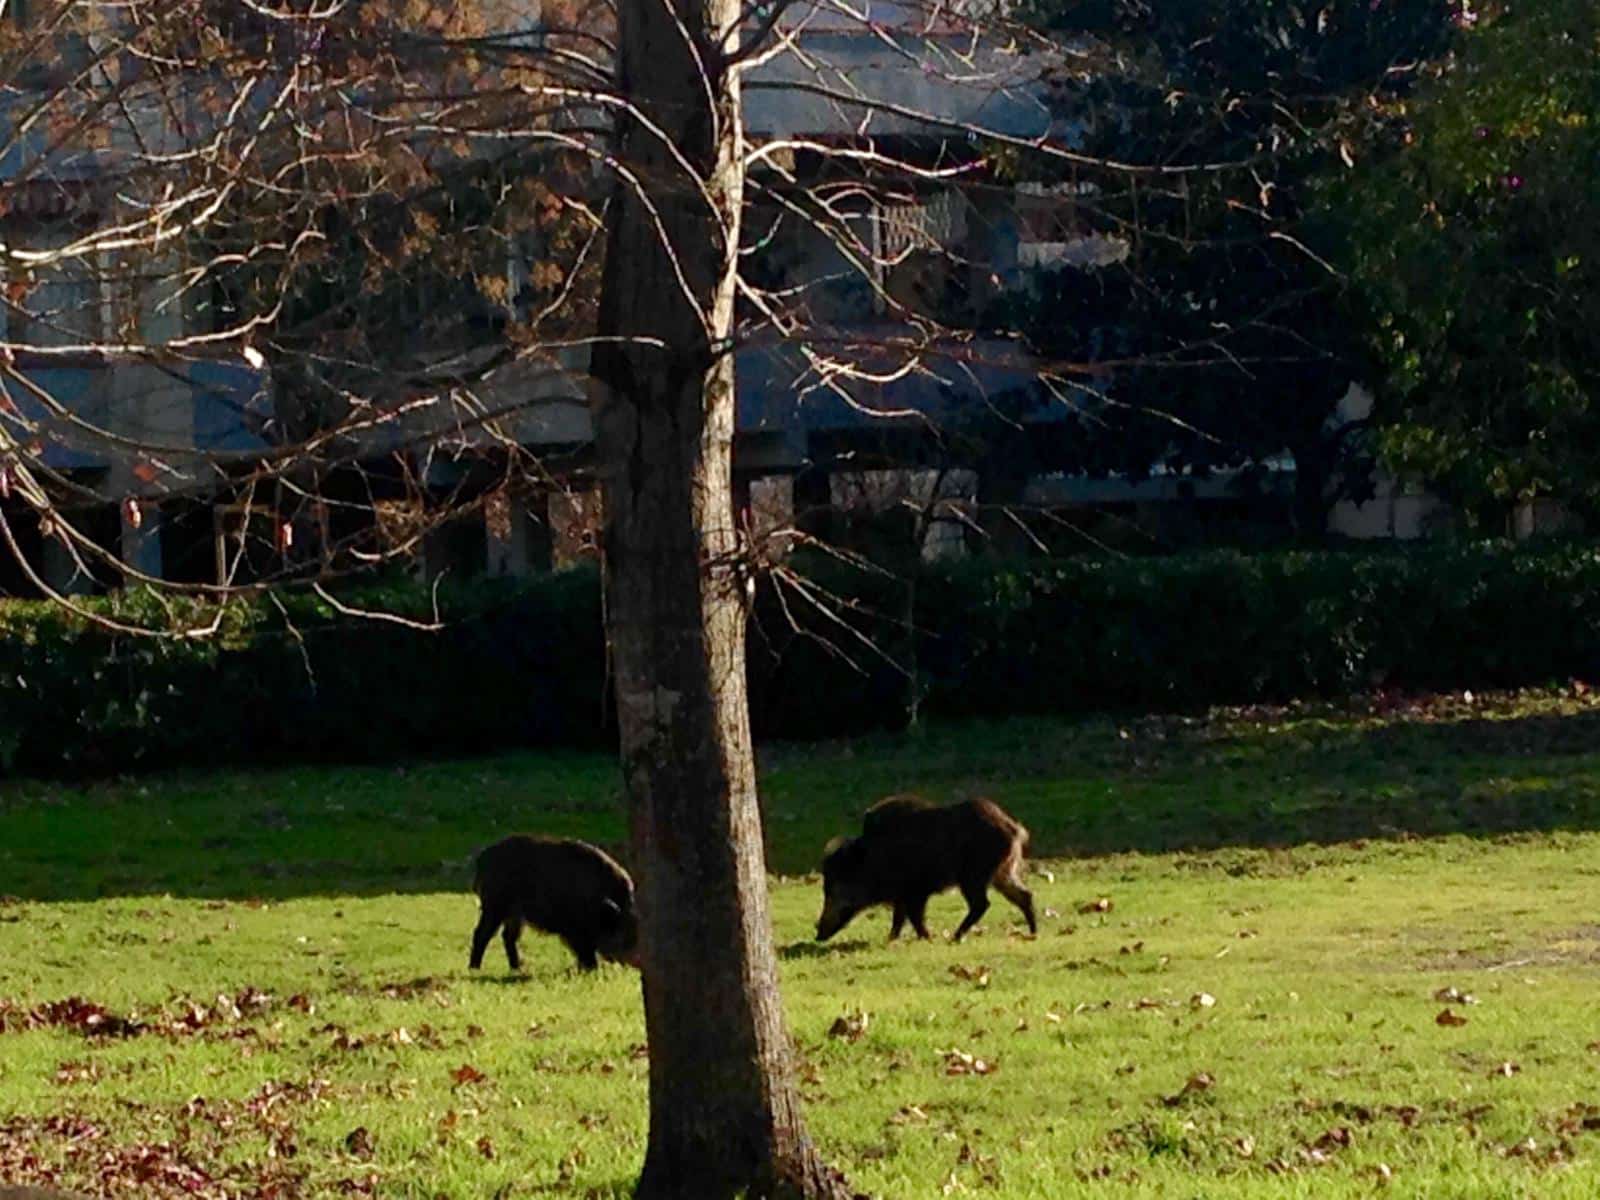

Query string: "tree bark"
[[590, 3, 853, 1199]]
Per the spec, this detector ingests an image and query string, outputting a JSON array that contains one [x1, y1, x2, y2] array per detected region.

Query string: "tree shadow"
[[1016, 705, 1600, 861], [779, 938, 873, 960], [3, 703, 1599, 902], [461, 965, 637, 986]]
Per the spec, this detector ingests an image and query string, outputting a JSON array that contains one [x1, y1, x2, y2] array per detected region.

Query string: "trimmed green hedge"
[[749, 542, 1600, 737], [0, 574, 608, 775], [3, 542, 1599, 775]]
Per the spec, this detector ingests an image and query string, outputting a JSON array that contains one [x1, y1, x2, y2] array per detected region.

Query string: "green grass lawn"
[[3, 688, 1600, 1197]]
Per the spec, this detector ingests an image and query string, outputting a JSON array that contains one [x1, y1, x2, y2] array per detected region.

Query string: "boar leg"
[[952, 881, 990, 941], [907, 895, 932, 940], [501, 914, 525, 971], [469, 902, 507, 970], [994, 874, 1037, 934], [889, 904, 908, 941], [565, 936, 600, 971]]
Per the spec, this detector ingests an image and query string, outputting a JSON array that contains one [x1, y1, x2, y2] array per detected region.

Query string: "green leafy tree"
[[1001, 0, 1454, 535], [1339, 0, 1600, 528]]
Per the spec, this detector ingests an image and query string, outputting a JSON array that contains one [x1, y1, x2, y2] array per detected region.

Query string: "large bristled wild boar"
[[469, 835, 640, 972], [816, 795, 1037, 942]]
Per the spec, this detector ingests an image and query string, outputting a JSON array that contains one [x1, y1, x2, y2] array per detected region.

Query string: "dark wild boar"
[[816, 795, 1037, 942], [469, 835, 639, 972]]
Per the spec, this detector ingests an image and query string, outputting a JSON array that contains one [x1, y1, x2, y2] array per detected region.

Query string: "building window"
[[1, 227, 106, 348]]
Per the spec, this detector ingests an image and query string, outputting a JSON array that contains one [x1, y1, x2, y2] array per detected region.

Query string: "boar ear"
[[822, 835, 849, 858]]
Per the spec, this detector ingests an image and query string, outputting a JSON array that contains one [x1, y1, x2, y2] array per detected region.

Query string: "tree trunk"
[[590, 4, 853, 1199]]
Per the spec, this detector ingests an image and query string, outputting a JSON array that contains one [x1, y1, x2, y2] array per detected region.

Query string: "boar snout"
[[815, 900, 854, 942]]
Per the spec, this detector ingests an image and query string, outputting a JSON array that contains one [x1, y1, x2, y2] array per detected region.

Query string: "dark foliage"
[[3, 541, 1599, 775]]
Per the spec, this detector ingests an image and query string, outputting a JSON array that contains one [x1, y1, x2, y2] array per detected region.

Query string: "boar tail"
[[974, 797, 1029, 845]]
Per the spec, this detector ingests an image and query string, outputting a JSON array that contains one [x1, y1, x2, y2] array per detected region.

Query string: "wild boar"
[[469, 835, 639, 972], [816, 795, 1036, 942]]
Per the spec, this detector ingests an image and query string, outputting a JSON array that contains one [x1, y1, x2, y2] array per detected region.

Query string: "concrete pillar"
[[748, 475, 795, 559], [909, 469, 975, 563], [1513, 499, 1580, 540], [793, 458, 831, 542], [484, 490, 531, 578], [483, 491, 557, 577]]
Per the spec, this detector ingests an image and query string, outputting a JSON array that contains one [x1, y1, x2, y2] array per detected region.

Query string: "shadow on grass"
[[525, 1178, 632, 1198], [778, 938, 872, 961], [462, 972, 537, 986], [461, 965, 639, 986], [3, 702, 1600, 903]]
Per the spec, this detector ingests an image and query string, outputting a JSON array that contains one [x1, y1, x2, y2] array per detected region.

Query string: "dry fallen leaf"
[[1313, 1127, 1353, 1153], [53, 1059, 100, 1085], [1490, 1061, 1521, 1078], [450, 1064, 486, 1086], [941, 1048, 996, 1076], [1433, 986, 1478, 1006], [1435, 1008, 1469, 1028], [1555, 1103, 1600, 1134], [1160, 1071, 1214, 1106], [828, 1010, 870, 1042], [1190, 992, 1217, 1010], [1078, 897, 1113, 914]]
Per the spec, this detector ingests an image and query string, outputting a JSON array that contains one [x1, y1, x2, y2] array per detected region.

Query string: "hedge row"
[[751, 541, 1600, 738], [0, 574, 608, 775], [3, 541, 1598, 774]]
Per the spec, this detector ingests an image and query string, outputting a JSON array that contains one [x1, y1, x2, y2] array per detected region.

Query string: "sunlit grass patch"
[[3, 689, 1600, 1196]]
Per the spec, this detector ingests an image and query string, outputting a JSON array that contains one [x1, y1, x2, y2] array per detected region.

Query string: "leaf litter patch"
[[0, 987, 312, 1041], [0, 1077, 352, 1199]]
